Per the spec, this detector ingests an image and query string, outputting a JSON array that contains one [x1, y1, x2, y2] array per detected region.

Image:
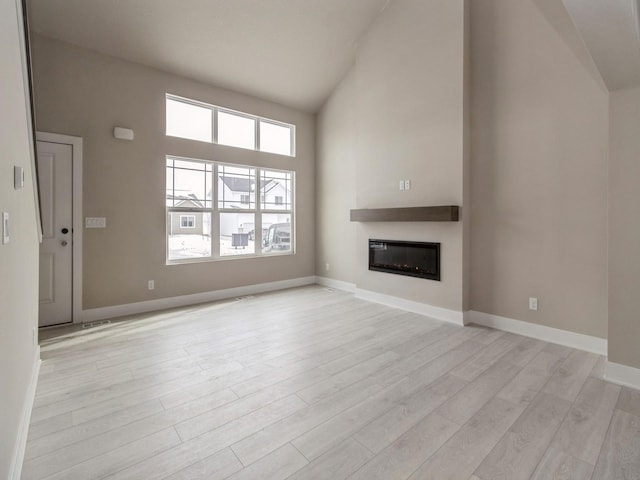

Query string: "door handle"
[[61, 240, 68, 247], [61, 228, 69, 234]]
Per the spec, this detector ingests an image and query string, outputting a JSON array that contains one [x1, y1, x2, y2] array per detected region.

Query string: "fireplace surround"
[[369, 239, 440, 281]]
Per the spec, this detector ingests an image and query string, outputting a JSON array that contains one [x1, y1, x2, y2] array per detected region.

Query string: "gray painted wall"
[[30, 35, 315, 309], [317, 0, 609, 339], [317, 0, 468, 313], [470, 0, 609, 339], [0, 0, 40, 476], [609, 85, 640, 369]]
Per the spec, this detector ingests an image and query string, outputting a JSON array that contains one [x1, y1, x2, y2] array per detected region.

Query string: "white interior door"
[[38, 140, 73, 326]]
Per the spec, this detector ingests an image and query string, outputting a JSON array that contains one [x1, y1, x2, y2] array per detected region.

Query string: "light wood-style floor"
[[23, 285, 640, 480]]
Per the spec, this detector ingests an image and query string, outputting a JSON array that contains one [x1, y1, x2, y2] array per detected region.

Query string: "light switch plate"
[[2, 212, 9, 244], [14, 166, 24, 190], [85, 217, 107, 228], [399, 180, 405, 191]]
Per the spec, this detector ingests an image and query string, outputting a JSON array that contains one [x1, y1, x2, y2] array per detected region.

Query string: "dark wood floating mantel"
[[350, 206, 459, 222]]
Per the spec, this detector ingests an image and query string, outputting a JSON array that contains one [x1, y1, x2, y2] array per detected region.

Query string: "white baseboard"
[[468, 310, 607, 356], [82, 276, 317, 322], [314, 276, 356, 293], [354, 288, 464, 325], [10, 346, 40, 480], [605, 361, 640, 390]]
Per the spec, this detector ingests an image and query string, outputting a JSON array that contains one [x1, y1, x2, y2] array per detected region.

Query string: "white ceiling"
[[27, 0, 389, 112], [562, 0, 640, 91]]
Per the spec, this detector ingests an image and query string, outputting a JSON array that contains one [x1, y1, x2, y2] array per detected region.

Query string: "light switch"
[[85, 217, 107, 228], [399, 180, 405, 191], [2, 212, 9, 244], [14, 166, 24, 190]]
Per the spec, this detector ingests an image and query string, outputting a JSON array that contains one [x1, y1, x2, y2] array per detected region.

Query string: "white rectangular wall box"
[[113, 127, 134, 141], [85, 217, 106, 228]]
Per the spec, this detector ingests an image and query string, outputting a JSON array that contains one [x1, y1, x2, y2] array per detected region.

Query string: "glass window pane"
[[218, 164, 256, 209], [166, 98, 212, 142], [261, 170, 293, 211], [218, 111, 255, 150], [262, 214, 291, 254], [220, 213, 255, 256], [168, 212, 211, 260], [260, 121, 292, 156], [166, 159, 212, 208]]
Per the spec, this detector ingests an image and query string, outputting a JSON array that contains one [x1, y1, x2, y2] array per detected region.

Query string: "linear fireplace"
[[369, 239, 440, 281]]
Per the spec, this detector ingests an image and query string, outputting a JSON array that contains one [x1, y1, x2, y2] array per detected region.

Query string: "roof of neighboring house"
[[219, 176, 282, 193], [219, 176, 253, 192], [168, 194, 205, 208]]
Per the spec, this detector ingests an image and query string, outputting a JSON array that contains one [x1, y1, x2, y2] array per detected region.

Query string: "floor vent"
[[324, 288, 336, 292], [82, 320, 112, 328], [235, 295, 255, 301]]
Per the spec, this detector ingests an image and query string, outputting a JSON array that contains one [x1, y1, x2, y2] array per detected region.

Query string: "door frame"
[[36, 132, 83, 324]]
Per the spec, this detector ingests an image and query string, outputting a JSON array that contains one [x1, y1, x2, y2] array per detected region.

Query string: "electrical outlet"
[[404, 179, 411, 190], [148, 280, 155, 290], [325, 263, 330, 271], [529, 297, 538, 311]]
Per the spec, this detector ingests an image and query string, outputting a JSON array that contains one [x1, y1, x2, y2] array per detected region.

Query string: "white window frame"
[[180, 215, 196, 228], [166, 94, 296, 157], [166, 156, 295, 264]]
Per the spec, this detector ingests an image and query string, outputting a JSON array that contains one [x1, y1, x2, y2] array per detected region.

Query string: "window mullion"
[[212, 163, 220, 259]]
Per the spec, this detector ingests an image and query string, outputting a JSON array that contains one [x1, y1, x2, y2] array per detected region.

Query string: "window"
[[166, 156, 294, 262], [180, 215, 196, 228], [166, 98, 212, 143], [166, 94, 295, 156], [218, 111, 255, 150]]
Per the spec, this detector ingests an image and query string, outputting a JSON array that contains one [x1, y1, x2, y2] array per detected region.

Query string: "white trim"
[[468, 310, 607, 355], [314, 276, 356, 293], [36, 132, 84, 324], [354, 288, 465, 325], [83, 276, 316, 322], [9, 346, 40, 480], [605, 361, 640, 390], [14, 0, 42, 243]]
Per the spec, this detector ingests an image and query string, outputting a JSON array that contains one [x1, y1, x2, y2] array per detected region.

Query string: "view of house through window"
[[166, 157, 294, 262]]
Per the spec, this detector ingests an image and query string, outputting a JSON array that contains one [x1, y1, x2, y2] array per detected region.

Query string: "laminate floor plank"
[[529, 447, 594, 480], [287, 438, 374, 480], [352, 374, 466, 455], [22, 286, 638, 480], [591, 409, 640, 480], [346, 412, 459, 480], [162, 448, 243, 480], [617, 386, 640, 417], [542, 350, 600, 402], [407, 397, 524, 480], [436, 360, 522, 426], [474, 392, 572, 480], [449, 333, 523, 382], [549, 377, 621, 465], [497, 348, 567, 406]]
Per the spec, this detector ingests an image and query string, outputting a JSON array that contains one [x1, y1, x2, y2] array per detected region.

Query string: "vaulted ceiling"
[[27, 0, 640, 114], [27, 0, 388, 112], [562, 0, 640, 91]]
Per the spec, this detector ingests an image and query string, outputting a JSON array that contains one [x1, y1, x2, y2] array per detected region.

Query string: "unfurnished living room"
[[2, 0, 640, 479]]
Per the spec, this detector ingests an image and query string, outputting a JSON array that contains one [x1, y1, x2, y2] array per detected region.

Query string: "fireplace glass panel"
[[369, 239, 440, 281]]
